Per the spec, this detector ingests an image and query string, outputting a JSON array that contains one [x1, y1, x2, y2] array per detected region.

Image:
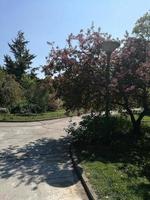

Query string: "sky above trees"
[[0, 0, 150, 77]]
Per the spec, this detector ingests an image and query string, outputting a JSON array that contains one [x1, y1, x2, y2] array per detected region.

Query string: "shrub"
[[11, 102, 41, 114], [0, 71, 23, 109], [11, 103, 28, 114], [66, 114, 131, 145]]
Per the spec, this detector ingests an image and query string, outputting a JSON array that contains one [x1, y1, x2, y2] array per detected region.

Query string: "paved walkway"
[[0, 117, 87, 200]]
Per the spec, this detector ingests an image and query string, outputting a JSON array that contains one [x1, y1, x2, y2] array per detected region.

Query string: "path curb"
[[69, 144, 98, 200]]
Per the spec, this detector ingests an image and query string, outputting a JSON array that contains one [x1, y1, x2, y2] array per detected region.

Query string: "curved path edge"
[[69, 144, 98, 200]]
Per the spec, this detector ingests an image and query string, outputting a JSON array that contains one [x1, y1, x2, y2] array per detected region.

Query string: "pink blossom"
[[125, 85, 135, 92]]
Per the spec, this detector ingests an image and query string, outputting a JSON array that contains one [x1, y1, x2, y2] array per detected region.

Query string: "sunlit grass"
[[0, 109, 71, 121], [82, 160, 150, 200]]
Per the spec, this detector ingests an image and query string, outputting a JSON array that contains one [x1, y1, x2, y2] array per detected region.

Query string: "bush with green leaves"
[[67, 115, 131, 145], [10, 102, 41, 114], [0, 70, 23, 110]]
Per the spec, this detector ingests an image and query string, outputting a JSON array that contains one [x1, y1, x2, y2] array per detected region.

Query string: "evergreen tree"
[[4, 31, 35, 80]]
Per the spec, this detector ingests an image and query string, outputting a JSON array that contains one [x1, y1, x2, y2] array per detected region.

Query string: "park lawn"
[[81, 160, 149, 200], [0, 109, 71, 122], [75, 132, 150, 200]]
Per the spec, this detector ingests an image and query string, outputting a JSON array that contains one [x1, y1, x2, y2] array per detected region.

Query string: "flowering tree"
[[44, 27, 112, 112], [44, 26, 150, 137], [111, 36, 150, 136], [110, 12, 150, 136]]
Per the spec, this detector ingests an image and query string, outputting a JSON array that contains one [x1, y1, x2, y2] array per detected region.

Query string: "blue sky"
[[0, 0, 150, 77]]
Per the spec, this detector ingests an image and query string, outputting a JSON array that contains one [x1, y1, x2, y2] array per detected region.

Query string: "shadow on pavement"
[[0, 137, 82, 189]]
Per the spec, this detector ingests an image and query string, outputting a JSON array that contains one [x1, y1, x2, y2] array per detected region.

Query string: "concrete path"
[[0, 117, 87, 200]]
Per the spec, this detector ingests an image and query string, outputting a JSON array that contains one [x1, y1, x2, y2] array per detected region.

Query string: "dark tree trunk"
[[132, 120, 141, 137], [126, 107, 144, 140], [131, 111, 145, 140], [120, 88, 146, 140]]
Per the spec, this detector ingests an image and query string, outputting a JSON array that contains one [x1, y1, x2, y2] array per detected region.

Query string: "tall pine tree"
[[4, 31, 35, 80]]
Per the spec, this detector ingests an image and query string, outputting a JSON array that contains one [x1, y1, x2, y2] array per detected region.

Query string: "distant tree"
[[30, 67, 39, 79], [0, 71, 23, 109], [4, 31, 35, 80], [33, 80, 49, 112], [132, 11, 150, 63], [132, 11, 150, 40], [0, 65, 3, 70], [20, 74, 37, 103], [21, 75, 58, 113]]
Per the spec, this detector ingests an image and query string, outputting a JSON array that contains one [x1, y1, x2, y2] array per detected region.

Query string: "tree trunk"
[[128, 110, 143, 140], [105, 52, 111, 118], [132, 120, 141, 137]]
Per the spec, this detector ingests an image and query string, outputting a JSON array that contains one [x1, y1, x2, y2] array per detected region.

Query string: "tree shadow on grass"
[[0, 137, 82, 189], [127, 182, 150, 200]]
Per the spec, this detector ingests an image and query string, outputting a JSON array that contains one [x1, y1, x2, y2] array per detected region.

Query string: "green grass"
[[122, 115, 150, 126], [75, 135, 150, 200], [69, 113, 150, 199], [0, 109, 72, 122], [143, 116, 150, 121], [142, 115, 150, 121], [81, 161, 149, 200]]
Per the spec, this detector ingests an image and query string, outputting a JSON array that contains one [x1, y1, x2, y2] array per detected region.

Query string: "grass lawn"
[[68, 114, 150, 200], [75, 135, 150, 200], [0, 109, 72, 122], [81, 160, 149, 200], [142, 115, 150, 122]]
